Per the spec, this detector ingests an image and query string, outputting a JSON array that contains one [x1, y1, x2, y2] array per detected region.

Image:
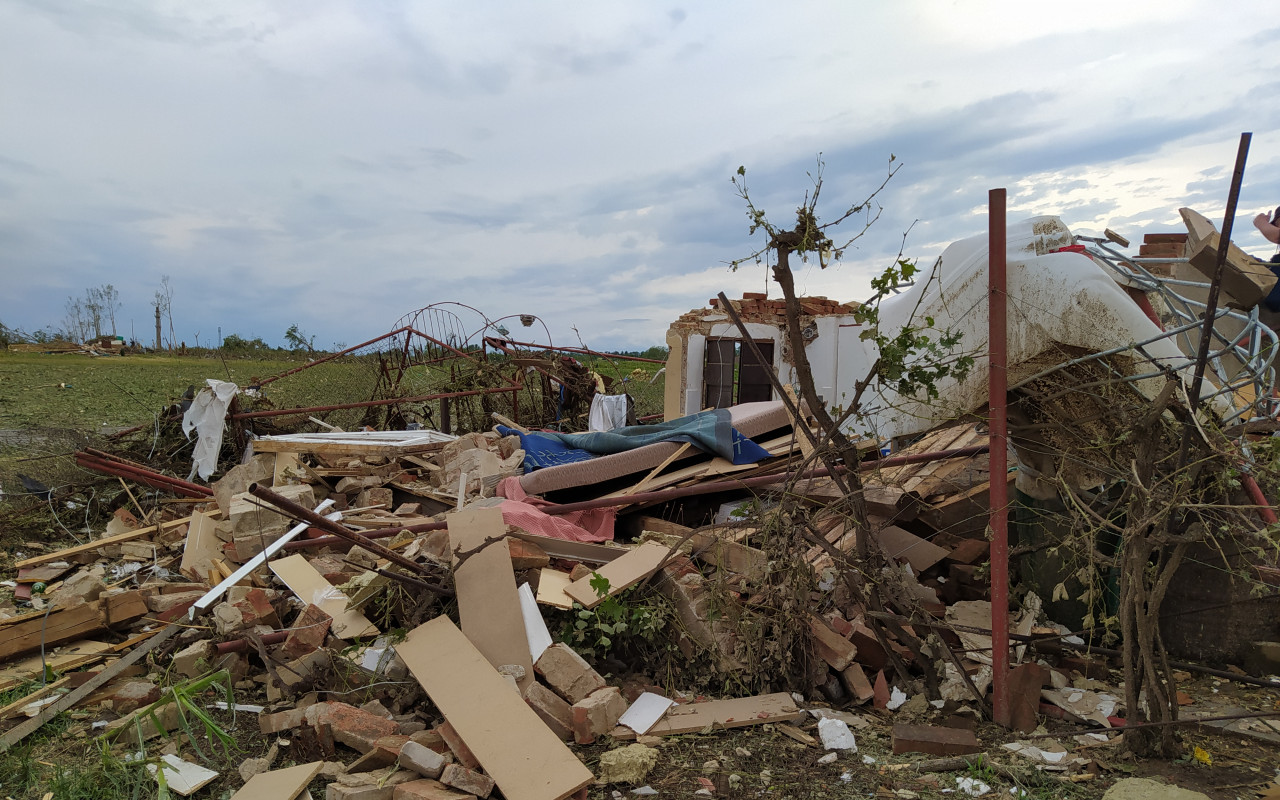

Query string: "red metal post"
[[989, 188, 1011, 726]]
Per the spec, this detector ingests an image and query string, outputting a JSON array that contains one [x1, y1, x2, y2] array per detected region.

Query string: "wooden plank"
[[14, 514, 204, 570], [269, 554, 378, 639], [397, 616, 594, 800], [563, 541, 671, 610], [0, 641, 112, 692], [227, 761, 322, 800], [178, 510, 222, 583], [0, 602, 108, 662], [874, 525, 949, 573], [611, 693, 805, 739], [448, 507, 534, 692], [507, 532, 626, 565], [0, 622, 181, 753], [621, 443, 692, 496]]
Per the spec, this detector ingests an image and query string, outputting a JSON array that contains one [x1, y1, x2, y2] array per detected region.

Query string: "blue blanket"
[[498, 409, 771, 473]]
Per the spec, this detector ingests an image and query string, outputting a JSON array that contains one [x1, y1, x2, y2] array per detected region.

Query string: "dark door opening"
[[703, 339, 774, 409]]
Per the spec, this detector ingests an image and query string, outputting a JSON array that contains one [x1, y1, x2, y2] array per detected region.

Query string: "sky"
[[3, 1, 1280, 354]]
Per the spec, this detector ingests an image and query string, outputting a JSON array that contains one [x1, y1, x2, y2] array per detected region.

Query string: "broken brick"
[[282, 604, 332, 660], [534, 642, 607, 703], [809, 615, 857, 671], [435, 721, 480, 770], [524, 681, 574, 741], [307, 701, 400, 754], [392, 780, 476, 800], [440, 763, 494, 798], [839, 663, 875, 704], [570, 686, 627, 745]]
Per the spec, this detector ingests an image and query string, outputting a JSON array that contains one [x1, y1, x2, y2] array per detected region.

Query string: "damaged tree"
[[724, 158, 975, 700]]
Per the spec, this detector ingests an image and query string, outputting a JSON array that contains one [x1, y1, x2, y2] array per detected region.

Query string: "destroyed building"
[[1, 204, 1279, 799]]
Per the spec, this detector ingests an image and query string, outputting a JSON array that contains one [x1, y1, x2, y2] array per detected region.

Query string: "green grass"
[[0, 351, 303, 431]]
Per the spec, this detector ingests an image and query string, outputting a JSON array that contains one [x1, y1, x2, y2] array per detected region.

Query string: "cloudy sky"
[[3, 1, 1279, 353]]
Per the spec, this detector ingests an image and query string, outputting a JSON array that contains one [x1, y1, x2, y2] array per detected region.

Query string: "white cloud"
[[2, 1, 1279, 350]]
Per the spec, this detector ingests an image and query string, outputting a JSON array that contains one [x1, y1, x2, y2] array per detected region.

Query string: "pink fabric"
[[496, 476, 615, 542]]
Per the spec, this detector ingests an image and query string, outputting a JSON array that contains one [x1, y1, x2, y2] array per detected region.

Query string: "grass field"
[[0, 351, 303, 432]]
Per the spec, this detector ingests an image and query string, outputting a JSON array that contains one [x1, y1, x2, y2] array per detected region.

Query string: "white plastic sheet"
[[181, 379, 239, 481], [588, 394, 630, 432]]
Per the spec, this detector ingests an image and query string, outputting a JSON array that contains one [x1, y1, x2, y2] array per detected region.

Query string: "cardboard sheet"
[[398, 616, 594, 800]]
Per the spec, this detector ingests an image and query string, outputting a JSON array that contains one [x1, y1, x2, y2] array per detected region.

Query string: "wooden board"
[[397, 616, 594, 800], [178, 511, 223, 583], [875, 525, 949, 573], [448, 507, 534, 692], [252, 429, 456, 456], [563, 541, 671, 609], [14, 514, 206, 570], [507, 532, 627, 565], [535, 568, 574, 610], [228, 761, 322, 800], [0, 641, 112, 692], [0, 602, 110, 662], [611, 692, 805, 739], [268, 554, 378, 639]]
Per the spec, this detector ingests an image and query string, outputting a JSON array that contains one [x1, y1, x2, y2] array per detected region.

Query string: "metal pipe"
[[1187, 133, 1251, 414], [230, 385, 521, 420], [75, 452, 214, 498], [484, 336, 668, 365], [988, 187, 1011, 727], [1242, 473, 1278, 525], [282, 444, 992, 551]]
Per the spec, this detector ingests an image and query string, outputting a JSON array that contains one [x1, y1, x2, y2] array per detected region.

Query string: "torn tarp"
[[181, 379, 239, 481], [499, 408, 770, 473]]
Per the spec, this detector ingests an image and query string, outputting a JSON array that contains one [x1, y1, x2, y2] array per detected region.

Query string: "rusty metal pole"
[[988, 188, 1011, 727], [1187, 133, 1251, 414]]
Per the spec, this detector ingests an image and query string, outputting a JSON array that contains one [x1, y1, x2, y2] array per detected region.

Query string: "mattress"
[[517, 400, 789, 496]]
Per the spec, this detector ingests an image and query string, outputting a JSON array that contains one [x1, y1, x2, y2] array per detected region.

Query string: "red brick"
[[839, 663, 875, 703], [347, 734, 411, 772], [440, 764, 494, 798], [892, 723, 981, 756], [849, 622, 888, 670], [524, 682, 573, 741], [103, 680, 160, 714], [308, 701, 400, 754], [282, 603, 332, 660], [435, 721, 479, 770]]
